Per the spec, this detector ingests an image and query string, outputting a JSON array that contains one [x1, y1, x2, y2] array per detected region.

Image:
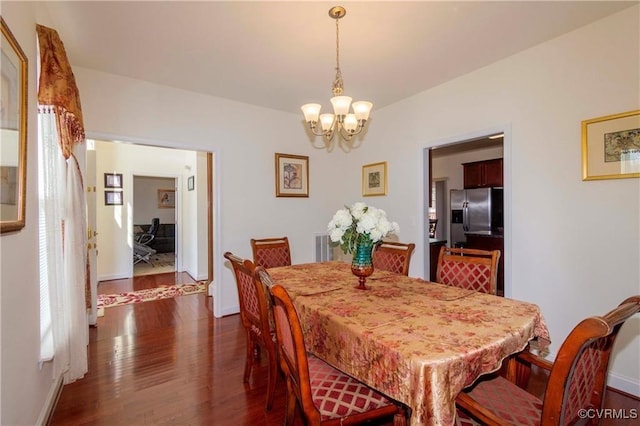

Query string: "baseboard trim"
[[36, 374, 63, 426], [607, 371, 640, 398], [98, 272, 130, 282]]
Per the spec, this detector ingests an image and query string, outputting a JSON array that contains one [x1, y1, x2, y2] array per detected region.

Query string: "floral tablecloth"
[[268, 261, 550, 426]]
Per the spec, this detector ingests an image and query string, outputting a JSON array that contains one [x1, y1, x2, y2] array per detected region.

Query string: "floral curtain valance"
[[36, 24, 85, 159]]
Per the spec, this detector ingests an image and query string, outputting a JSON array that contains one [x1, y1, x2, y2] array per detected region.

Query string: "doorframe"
[[419, 124, 512, 297], [86, 131, 218, 306]]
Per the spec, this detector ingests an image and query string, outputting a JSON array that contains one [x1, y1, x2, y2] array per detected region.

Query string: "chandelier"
[[301, 6, 373, 144]]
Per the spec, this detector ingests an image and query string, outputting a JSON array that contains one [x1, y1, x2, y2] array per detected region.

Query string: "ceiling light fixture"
[[301, 6, 372, 146]]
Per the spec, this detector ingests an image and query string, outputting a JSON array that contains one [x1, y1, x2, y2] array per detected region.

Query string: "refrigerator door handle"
[[463, 203, 468, 231]]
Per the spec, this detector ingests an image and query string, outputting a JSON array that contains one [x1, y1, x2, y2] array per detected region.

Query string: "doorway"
[[89, 139, 213, 286], [423, 129, 508, 295], [132, 176, 177, 276]]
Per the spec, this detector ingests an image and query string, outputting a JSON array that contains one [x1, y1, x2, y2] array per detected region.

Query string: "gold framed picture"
[[362, 161, 387, 196], [275, 153, 309, 197], [582, 110, 640, 181], [1, 18, 28, 234]]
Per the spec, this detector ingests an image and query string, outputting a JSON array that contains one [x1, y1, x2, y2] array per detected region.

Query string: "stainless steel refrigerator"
[[450, 188, 503, 245]]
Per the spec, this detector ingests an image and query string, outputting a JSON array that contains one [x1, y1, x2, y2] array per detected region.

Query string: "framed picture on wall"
[[582, 110, 640, 180], [362, 161, 387, 196], [158, 189, 175, 208], [104, 190, 123, 206], [187, 175, 194, 191], [275, 153, 309, 197], [104, 173, 123, 188]]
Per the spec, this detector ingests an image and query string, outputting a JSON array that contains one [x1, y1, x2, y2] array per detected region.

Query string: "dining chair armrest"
[[516, 349, 554, 372], [456, 392, 512, 426], [501, 344, 554, 389]]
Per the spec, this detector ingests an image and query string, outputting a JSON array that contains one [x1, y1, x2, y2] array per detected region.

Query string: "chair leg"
[[285, 381, 297, 426], [265, 347, 277, 411], [393, 408, 407, 426], [243, 333, 253, 383]]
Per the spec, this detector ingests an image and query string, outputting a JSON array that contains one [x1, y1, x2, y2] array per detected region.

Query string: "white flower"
[[327, 202, 399, 255], [329, 208, 353, 229], [350, 202, 367, 220]]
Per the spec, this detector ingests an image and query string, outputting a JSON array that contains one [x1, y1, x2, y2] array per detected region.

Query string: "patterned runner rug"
[[97, 282, 207, 317]]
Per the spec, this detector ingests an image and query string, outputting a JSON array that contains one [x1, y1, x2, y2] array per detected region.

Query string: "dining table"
[[267, 261, 550, 426]]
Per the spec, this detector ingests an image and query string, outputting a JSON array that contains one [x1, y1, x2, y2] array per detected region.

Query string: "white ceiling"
[[39, 1, 636, 115]]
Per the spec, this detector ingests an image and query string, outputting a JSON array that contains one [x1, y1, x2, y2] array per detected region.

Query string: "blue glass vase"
[[351, 239, 374, 290]]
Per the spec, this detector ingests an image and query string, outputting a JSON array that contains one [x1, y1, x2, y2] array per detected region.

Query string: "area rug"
[[97, 282, 207, 317], [134, 252, 175, 276]]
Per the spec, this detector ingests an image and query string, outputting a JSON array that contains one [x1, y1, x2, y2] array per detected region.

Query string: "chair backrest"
[[224, 252, 272, 340], [372, 241, 416, 275], [136, 218, 161, 245], [268, 283, 317, 419], [542, 295, 640, 425], [148, 217, 160, 236], [250, 237, 292, 268], [436, 246, 500, 294]]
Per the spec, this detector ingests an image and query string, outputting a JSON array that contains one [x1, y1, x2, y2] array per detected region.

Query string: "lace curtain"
[[37, 24, 89, 383]]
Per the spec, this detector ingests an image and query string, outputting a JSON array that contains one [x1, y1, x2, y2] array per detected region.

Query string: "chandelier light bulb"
[[343, 114, 358, 132], [352, 101, 373, 121], [319, 114, 335, 132], [330, 96, 352, 116], [301, 103, 321, 123]]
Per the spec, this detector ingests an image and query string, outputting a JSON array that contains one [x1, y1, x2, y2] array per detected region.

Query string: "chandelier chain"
[[332, 16, 344, 96]]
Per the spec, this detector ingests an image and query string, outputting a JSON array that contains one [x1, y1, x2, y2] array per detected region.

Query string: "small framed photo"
[[158, 189, 175, 208], [582, 110, 640, 181], [362, 161, 387, 196], [104, 191, 123, 206], [104, 173, 123, 188], [187, 175, 195, 191], [275, 153, 309, 197]]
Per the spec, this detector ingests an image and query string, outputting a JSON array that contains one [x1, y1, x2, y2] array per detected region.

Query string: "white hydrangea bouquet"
[[327, 202, 400, 255]]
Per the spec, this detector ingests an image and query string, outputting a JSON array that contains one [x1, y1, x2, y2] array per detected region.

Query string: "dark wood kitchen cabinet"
[[463, 158, 503, 189]]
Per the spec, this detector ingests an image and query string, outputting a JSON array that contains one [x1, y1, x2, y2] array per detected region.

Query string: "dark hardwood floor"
[[49, 273, 639, 425]]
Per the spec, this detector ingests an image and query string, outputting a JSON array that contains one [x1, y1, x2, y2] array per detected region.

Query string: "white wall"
[[1, 3, 57, 425], [368, 6, 640, 394], [74, 67, 354, 318], [1, 3, 638, 424]]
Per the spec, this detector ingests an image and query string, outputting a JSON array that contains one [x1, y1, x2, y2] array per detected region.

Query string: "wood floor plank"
[[49, 274, 639, 425]]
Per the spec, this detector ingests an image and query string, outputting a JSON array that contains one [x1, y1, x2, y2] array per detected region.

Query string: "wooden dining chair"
[[436, 246, 500, 295], [264, 280, 407, 426], [372, 241, 416, 275], [250, 236, 292, 268], [223, 252, 278, 410], [455, 295, 640, 426]]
